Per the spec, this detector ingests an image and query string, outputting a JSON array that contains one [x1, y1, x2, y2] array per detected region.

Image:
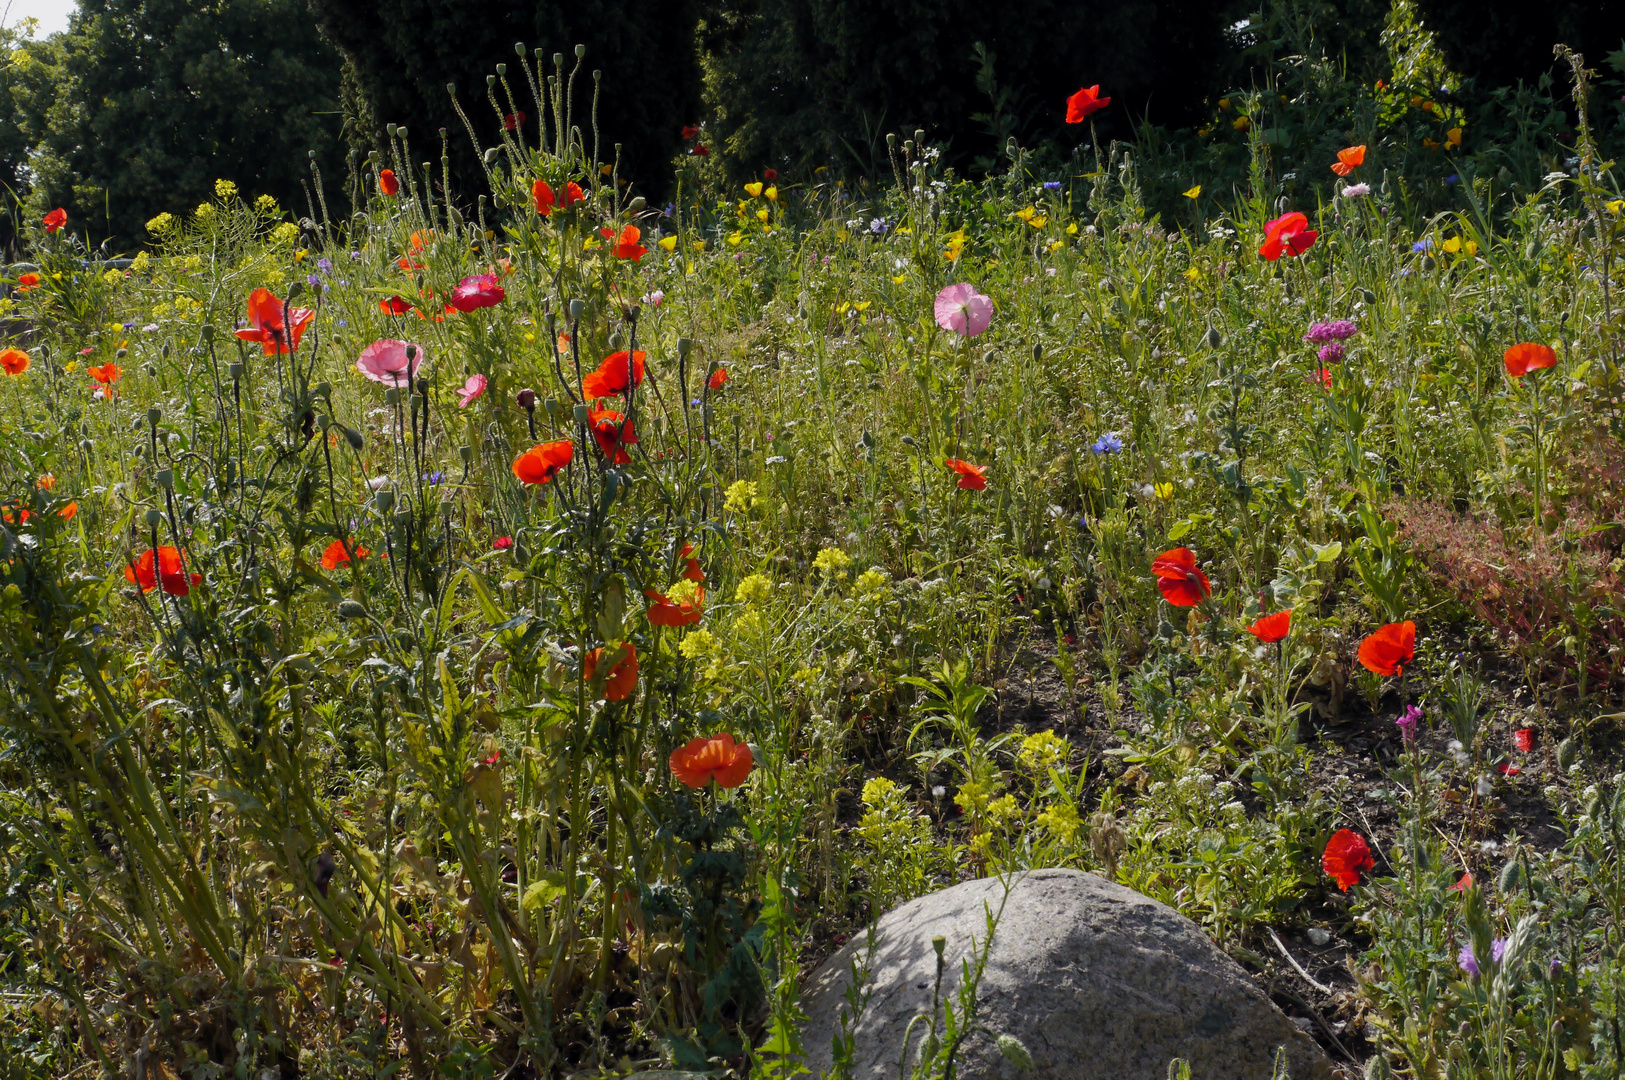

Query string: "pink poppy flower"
[[448, 274, 505, 312], [356, 340, 423, 387], [458, 373, 488, 407], [934, 283, 993, 338]]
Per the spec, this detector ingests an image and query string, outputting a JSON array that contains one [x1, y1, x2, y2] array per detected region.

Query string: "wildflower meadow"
[[4, 29, 1625, 1080]]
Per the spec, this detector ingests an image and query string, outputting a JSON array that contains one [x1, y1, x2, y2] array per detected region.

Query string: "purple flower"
[[1341, 183, 1370, 198], [1318, 341, 1346, 365], [1395, 704, 1421, 744], [1459, 943, 1481, 976], [1304, 320, 1359, 344], [317, 258, 332, 271], [1043, 181, 1062, 191], [934, 283, 994, 338], [1492, 937, 1508, 963], [1413, 238, 1434, 253]]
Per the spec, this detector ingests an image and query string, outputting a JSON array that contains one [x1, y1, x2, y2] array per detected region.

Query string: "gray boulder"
[[798, 869, 1334, 1080]]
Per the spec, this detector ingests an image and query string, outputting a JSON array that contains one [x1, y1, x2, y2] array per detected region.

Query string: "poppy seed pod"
[[200, 324, 215, 342], [343, 426, 364, 450], [397, 127, 408, 138], [316, 414, 329, 431], [486, 75, 495, 88], [440, 495, 455, 514], [156, 469, 173, 490], [887, 133, 897, 148], [384, 388, 400, 405], [393, 510, 413, 531], [495, 63, 506, 75], [914, 129, 924, 144], [573, 404, 590, 426], [374, 490, 394, 513], [902, 141, 913, 155], [574, 44, 586, 58], [144, 509, 163, 527], [676, 337, 692, 357], [514, 42, 526, 56], [229, 361, 244, 380], [516, 388, 536, 410], [387, 123, 397, 137], [337, 599, 367, 619], [569, 299, 585, 320], [147, 407, 162, 426], [553, 53, 564, 66], [459, 445, 473, 464], [543, 397, 561, 418]]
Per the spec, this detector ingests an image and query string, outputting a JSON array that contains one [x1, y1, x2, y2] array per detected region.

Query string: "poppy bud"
[[343, 426, 364, 450], [569, 298, 585, 320], [1361, 289, 1377, 305], [460, 445, 473, 464], [229, 362, 244, 380], [484, 148, 500, 165], [574, 44, 586, 58], [981, 349, 995, 365], [156, 469, 173, 490], [1557, 737, 1577, 770], [384, 388, 400, 405], [997, 1036, 1034, 1072], [375, 490, 394, 513], [608, 332, 623, 349], [496, 63, 506, 76], [514, 42, 526, 56], [337, 599, 367, 619], [394, 510, 413, 531], [573, 404, 590, 426], [316, 414, 329, 431], [676, 337, 692, 357], [1204, 326, 1222, 349], [315, 381, 331, 399], [628, 196, 646, 214], [486, 75, 495, 88], [144, 509, 163, 527], [516, 388, 536, 410], [147, 407, 162, 426], [900, 434, 916, 446], [116, 349, 127, 360], [1033, 343, 1042, 363], [286, 280, 304, 301]]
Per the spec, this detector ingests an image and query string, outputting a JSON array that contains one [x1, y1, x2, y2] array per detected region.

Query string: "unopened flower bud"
[[569, 298, 585, 320], [574, 43, 586, 58], [156, 469, 173, 490], [516, 388, 536, 410], [286, 280, 304, 301], [676, 337, 692, 357], [374, 490, 394, 513], [343, 426, 364, 450], [484, 147, 500, 165], [115, 348, 127, 359], [628, 196, 646, 214], [337, 599, 367, 619], [997, 1035, 1033, 1072], [144, 509, 163, 527], [147, 407, 162, 426]]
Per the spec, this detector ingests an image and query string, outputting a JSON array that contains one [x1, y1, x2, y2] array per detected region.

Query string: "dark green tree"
[[16, 0, 346, 249], [1409, 0, 1625, 90], [308, 0, 704, 197]]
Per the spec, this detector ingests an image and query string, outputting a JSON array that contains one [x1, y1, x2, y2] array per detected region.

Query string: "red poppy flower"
[[0, 348, 29, 376], [1152, 547, 1212, 607], [1512, 728, 1534, 753], [1260, 212, 1318, 260], [708, 367, 729, 390], [1247, 609, 1291, 643], [1449, 872, 1474, 892], [763, 168, 777, 180], [1322, 829, 1374, 891], [15, 272, 40, 292], [691, 145, 710, 157], [1503, 342, 1557, 378], [560, 181, 584, 208], [42, 208, 66, 232], [58, 501, 78, 521], [0, 505, 29, 524], [492, 535, 513, 550], [681, 125, 700, 140], [599, 224, 648, 261], [669, 733, 754, 788], [945, 458, 987, 490], [503, 111, 526, 131], [588, 407, 638, 464], [581, 351, 646, 399], [1330, 145, 1366, 176], [681, 542, 704, 582], [379, 295, 414, 315], [1312, 367, 1333, 391], [125, 546, 201, 596], [234, 287, 314, 355], [1065, 85, 1111, 123], [448, 274, 505, 313], [512, 440, 573, 485], [646, 586, 705, 627], [532, 180, 556, 216], [584, 643, 638, 701], [88, 362, 122, 384], [321, 539, 368, 570], [1497, 762, 1521, 776], [1357, 620, 1415, 677]]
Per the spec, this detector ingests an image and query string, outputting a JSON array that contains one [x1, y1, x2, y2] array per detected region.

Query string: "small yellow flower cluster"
[[943, 228, 967, 262], [791, 665, 819, 686], [214, 179, 238, 199], [194, 202, 216, 222], [270, 222, 300, 245], [861, 775, 898, 806], [955, 777, 992, 814], [735, 573, 773, 606], [724, 479, 758, 514], [129, 251, 150, 273], [855, 568, 889, 595], [812, 546, 851, 577], [1036, 801, 1081, 844], [254, 195, 280, 215], [1018, 729, 1068, 771], [666, 578, 701, 605], [678, 628, 715, 659], [146, 212, 177, 235]]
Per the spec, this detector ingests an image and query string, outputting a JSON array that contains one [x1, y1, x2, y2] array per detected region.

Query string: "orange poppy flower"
[[234, 288, 314, 355], [588, 408, 638, 464], [87, 362, 122, 384], [646, 586, 705, 626], [945, 458, 987, 490], [1322, 829, 1373, 891], [379, 295, 414, 315], [599, 224, 648, 261], [581, 351, 646, 399], [512, 440, 574, 485], [1247, 609, 1291, 643], [1503, 342, 1557, 378], [681, 541, 704, 582], [1152, 547, 1211, 607], [708, 367, 729, 389], [124, 546, 201, 596], [1, 505, 29, 524], [15, 272, 39, 292], [321, 539, 369, 570], [669, 732, 754, 788], [1065, 85, 1111, 123], [584, 642, 638, 701], [1259, 212, 1318, 260], [1357, 620, 1415, 677], [58, 501, 78, 520], [35, 474, 54, 491], [1330, 145, 1366, 176], [42, 208, 66, 232], [0, 348, 29, 376], [378, 169, 400, 196]]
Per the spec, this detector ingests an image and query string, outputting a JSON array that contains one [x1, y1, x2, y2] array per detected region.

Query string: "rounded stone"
[[796, 868, 1334, 1080]]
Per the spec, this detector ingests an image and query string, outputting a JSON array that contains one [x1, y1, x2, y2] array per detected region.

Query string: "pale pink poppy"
[[934, 283, 993, 338], [458, 373, 488, 407], [356, 339, 422, 387]]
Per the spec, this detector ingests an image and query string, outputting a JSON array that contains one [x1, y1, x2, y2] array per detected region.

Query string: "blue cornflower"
[[1091, 433, 1124, 455], [348, 250, 362, 260], [1444, 174, 1459, 185], [318, 258, 332, 271], [423, 471, 445, 485], [1412, 238, 1433, 252], [869, 218, 889, 235], [306, 274, 322, 287], [1043, 181, 1062, 191]]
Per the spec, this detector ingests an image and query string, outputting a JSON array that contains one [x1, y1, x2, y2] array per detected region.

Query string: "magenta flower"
[[1304, 320, 1359, 344], [448, 274, 505, 312], [458, 373, 488, 408], [1318, 341, 1346, 364], [356, 339, 423, 387], [1395, 704, 1421, 745], [934, 283, 993, 338], [1459, 943, 1480, 977]]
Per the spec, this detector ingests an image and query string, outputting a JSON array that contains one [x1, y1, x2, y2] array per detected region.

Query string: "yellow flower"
[[724, 479, 758, 514], [764, 186, 777, 201], [727, 232, 743, 246], [145, 212, 176, 235], [1464, 240, 1478, 255], [854, 300, 871, 312], [1184, 266, 1200, 280], [1422, 138, 1439, 151], [667, 579, 702, 605], [1027, 215, 1048, 228], [1442, 236, 1461, 254], [756, 207, 770, 223], [1065, 222, 1079, 235], [1045, 239, 1063, 253], [214, 178, 237, 199], [658, 235, 678, 251], [855, 568, 889, 594], [1232, 116, 1251, 131], [679, 628, 716, 659], [524, 333, 536, 342], [1036, 801, 1081, 844], [861, 776, 898, 806], [1015, 206, 1037, 222], [1183, 185, 1201, 199], [1446, 127, 1462, 147], [812, 547, 852, 577], [735, 573, 773, 606], [744, 182, 764, 197], [691, 239, 707, 252], [1197, 127, 1211, 137], [254, 194, 279, 214], [835, 301, 850, 315], [1154, 482, 1174, 499], [891, 273, 907, 284], [1607, 199, 1625, 215], [1218, 97, 1230, 110], [1018, 730, 1068, 770], [600, 162, 613, 175], [685, 262, 697, 276]]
